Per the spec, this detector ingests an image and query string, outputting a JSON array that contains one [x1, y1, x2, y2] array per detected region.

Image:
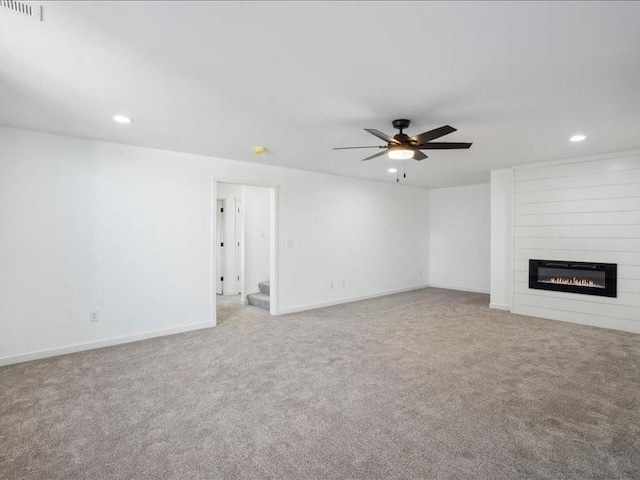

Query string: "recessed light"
[[112, 115, 132, 124], [570, 134, 586, 142], [388, 167, 398, 173], [253, 146, 267, 154]]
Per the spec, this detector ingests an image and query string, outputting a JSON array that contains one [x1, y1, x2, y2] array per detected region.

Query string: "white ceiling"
[[1, 1, 639, 188]]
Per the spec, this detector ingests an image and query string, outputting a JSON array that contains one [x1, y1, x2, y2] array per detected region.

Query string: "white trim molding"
[[489, 303, 511, 311], [276, 284, 432, 315], [0, 321, 214, 367], [428, 284, 490, 295]]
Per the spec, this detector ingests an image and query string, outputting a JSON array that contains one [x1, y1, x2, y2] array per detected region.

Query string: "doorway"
[[214, 181, 278, 323]]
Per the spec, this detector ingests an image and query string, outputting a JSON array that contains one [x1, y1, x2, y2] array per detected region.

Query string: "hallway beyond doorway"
[[214, 181, 277, 320]]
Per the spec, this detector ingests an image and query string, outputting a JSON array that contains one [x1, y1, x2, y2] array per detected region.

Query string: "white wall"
[[243, 186, 270, 296], [0, 126, 430, 365], [490, 169, 513, 310], [217, 183, 244, 295], [429, 184, 491, 294], [511, 151, 640, 334]]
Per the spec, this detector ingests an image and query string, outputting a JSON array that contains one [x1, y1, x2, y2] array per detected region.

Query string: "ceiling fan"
[[333, 119, 472, 161]]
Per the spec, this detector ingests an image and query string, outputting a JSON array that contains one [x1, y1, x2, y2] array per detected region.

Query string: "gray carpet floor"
[[1, 288, 639, 479]]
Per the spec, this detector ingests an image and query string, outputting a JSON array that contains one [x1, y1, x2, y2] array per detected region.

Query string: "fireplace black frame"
[[529, 259, 617, 298]]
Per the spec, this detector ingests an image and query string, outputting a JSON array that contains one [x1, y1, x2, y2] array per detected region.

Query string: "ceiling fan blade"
[[411, 125, 457, 144], [361, 150, 388, 162], [364, 128, 400, 144], [419, 142, 472, 150], [413, 150, 427, 161], [333, 146, 384, 150]]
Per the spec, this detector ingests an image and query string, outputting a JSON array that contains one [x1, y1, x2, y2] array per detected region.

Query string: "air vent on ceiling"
[[1, 1, 42, 21]]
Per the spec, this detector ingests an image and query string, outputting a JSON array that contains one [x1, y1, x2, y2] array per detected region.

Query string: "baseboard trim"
[[489, 303, 511, 311], [0, 321, 215, 367], [512, 304, 640, 334], [429, 283, 490, 295], [276, 283, 431, 315]]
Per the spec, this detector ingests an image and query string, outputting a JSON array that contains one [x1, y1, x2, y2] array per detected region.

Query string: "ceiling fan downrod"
[[392, 119, 411, 135]]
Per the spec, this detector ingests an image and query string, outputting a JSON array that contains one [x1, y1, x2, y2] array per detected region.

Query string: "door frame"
[[215, 199, 225, 295], [235, 197, 246, 305], [213, 179, 279, 321]]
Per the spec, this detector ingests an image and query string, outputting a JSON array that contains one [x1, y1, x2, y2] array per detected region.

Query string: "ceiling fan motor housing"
[[393, 133, 412, 144]]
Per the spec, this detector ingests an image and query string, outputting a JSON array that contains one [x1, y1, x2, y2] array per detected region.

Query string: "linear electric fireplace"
[[529, 259, 617, 297]]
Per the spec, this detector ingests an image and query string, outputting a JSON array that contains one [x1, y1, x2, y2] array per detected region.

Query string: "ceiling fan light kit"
[[388, 144, 415, 160]]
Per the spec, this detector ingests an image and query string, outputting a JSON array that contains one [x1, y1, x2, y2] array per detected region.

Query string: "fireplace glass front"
[[529, 260, 617, 297]]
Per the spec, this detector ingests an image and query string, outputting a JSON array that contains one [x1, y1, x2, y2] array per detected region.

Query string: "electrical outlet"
[[89, 310, 100, 323], [341, 280, 345, 288], [330, 281, 334, 289], [287, 239, 294, 248], [420, 269, 423, 276]]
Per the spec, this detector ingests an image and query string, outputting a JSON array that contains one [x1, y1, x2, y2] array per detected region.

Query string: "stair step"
[[247, 292, 270, 311], [258, 281, 270, 295]]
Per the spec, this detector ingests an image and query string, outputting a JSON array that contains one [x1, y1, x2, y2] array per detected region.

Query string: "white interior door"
[[216, 199, 224, 294]]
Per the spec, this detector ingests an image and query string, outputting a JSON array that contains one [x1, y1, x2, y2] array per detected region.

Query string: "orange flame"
[[540, 277, 604, 288]]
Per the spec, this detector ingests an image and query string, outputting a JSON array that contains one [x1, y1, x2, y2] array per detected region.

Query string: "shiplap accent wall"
[[512, 152, 640, 334]]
